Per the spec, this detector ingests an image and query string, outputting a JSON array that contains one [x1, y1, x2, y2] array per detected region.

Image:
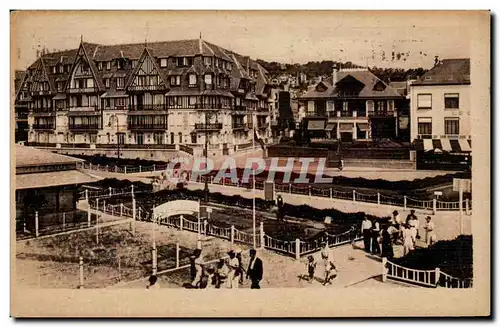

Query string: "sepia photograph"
[[9, 9, 490, 317]]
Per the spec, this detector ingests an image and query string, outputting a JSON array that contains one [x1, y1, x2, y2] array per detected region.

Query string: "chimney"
[[332, 64, 339, 85]]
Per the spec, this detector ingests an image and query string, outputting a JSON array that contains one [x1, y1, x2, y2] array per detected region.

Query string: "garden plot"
[[15, 221, 247, 289]]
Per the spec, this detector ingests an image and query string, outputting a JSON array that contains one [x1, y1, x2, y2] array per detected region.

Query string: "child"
[[306, 255, 317, 283]]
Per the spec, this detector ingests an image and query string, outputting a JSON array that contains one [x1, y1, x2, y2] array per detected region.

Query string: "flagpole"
[[252, 115, 256, 248]]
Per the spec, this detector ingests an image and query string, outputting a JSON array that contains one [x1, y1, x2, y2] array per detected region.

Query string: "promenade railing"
[[382, 257, 473, 289]]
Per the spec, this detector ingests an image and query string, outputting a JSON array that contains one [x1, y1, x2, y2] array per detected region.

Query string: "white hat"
[[234, 248, 242, 254]]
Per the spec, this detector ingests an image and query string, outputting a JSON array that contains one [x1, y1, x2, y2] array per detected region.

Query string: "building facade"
[[15, 38, 274, 157], [299, 66, 406, 142], [410, 59, 472, 153]]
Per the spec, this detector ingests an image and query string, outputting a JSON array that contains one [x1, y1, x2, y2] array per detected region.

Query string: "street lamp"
[[203, 110, 210, 202], [109, 114, 121, 159]]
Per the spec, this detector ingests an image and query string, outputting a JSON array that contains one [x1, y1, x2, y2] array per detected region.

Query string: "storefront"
[[413, 139, 472, 171]]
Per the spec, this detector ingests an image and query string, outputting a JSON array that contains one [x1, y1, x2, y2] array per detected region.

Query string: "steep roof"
[[413, 58, 470, 86], [300, 69, 402, 99], [21, 38, 269, 97]]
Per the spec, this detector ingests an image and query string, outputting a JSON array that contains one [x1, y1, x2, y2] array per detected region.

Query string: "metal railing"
[[383, 258, 473, 289]]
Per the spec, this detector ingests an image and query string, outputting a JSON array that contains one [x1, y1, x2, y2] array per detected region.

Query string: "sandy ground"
[[115, 239, 411, 289]]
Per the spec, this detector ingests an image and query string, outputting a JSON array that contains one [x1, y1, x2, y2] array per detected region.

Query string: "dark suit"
[[247, 257, 263, 289]]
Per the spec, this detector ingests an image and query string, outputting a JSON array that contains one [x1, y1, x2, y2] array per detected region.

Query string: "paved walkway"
[[80, 168, 471, 242]]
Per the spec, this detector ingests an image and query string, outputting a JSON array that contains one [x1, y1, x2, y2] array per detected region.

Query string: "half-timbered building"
[[15, 37, 273, 158]]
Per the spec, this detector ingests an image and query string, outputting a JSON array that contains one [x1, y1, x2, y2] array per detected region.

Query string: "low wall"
[[343, 158, 416, 170]]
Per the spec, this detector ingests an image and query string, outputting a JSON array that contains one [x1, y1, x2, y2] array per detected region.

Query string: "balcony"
[[67, 87, 98, 94], [232, 122, 246, 130], [128, 104, 167, 111], [16, 112, 29, 121], [128, 84, 166, 92], [33, 123, 55, 130], [368, 110, 395, 118], [194, 123, 223, 131], [128, 123, 168, 131], [68, 123, 100, 131], [325, 111, 368, 120]]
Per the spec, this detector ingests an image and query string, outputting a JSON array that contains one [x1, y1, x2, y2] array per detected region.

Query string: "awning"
[[357, 123, 369, 132], [423, 139, 433, 151], [53, 93, 67, 100], [441, 139, 453, 152], [414, 138, 472, 154], [339, 123, 354, 132], [325, 123, 336, 131], [101, 90, 128, 98], [459, 139, 472, 152], [15, 170, 101, 190], [307, 120, 326, 130]]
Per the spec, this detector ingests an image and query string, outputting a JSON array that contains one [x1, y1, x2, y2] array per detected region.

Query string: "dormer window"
[[160, 58, 167, 68], [52, 66, 56, 74], [177, 57, 189, 67], [58, 65, 64, 73], [170, 75, 181, 86], [106, 61, 111, 71], [424, 76, 432, 81], [189, 74, 197, 86], [205, 74, 212, 85], [105, 78, 110, 88], [187, 57, 193, 66], [131, 60, 137, 68], [116, 77, 125, 89], [204, 56, 212, 65], [117, 59, 125, 70], [98, 62, 103, 71]]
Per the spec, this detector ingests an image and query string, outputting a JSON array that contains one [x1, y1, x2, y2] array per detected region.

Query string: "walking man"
[[276, 195, 284, 222], [226, 250, 240, 289], [371, 218, 381, 255], [361, 216, 373, 253], [246, 249, 263, 289]]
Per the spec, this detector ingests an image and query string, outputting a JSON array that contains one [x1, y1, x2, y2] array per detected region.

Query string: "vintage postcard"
[[10, 10, 490, 317]]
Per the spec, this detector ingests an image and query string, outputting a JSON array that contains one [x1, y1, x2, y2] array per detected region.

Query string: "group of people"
[[304, 241, 338, 285], [361, 209, 438, 259], [187, 248, 263, 289]]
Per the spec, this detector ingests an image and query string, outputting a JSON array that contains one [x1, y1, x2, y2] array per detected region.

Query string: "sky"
[[11, 11, 474, 71]]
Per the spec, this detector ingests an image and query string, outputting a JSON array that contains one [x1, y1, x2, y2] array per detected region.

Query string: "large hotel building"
[[14, 37, 275, 159]]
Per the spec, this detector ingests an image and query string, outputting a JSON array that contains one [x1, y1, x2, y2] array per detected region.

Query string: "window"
[[187, 57, 193, 66], [117, 77, 125, 89], [445, 118, 460, 135], [444, 93, 459, 109], [204, 57, 212, 65], [205, 74, 212, 85], [98, 62, 103, 71], [160, 58, 167, 67], [153, 132, 164, 144], [116, 98, 126, 107], [170, 132, 175, 144], [189, 74, 197, 85], [189, 96, 197, 106], [57, 82, 64, 92], [52, 66, 56, 74], [417, 94, 432, 109], [417, 117, 432, 136], [105, 78, 110, 88], [106, 61, 111, 70], [90, 134, 97, 144], [342, 101, 349, 111], [178, 132, 183, 144], [387, 100, 395, 111], [131, 60, 137, 68], [191, 133, 197, 144], [87, 79, 94, 88], [170, 76, 181, 86], [136, 133, 144, 145], [227, 62, 232, 70], [177, 57, 186, 67], [58, 65, 63, 73]]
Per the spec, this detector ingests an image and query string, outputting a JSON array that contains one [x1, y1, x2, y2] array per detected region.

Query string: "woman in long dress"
[[381, 227, 394, 260]]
